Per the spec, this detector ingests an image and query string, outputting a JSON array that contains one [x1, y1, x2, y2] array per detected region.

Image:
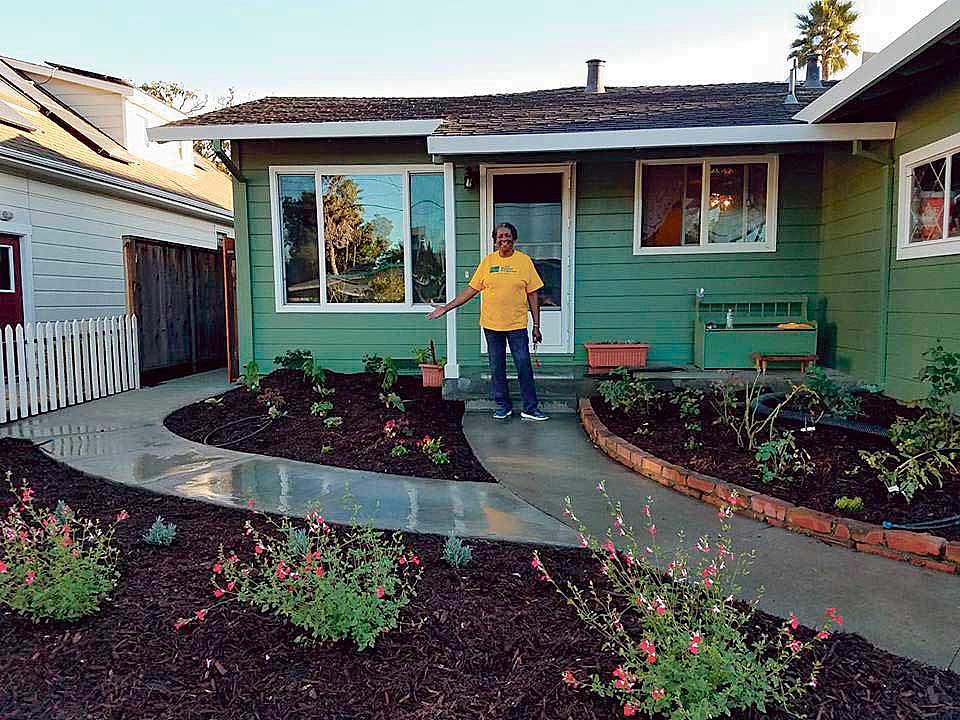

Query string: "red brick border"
[[579, 398, 959, 576]]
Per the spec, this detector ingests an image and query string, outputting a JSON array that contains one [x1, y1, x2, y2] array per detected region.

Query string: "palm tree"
[[789, 0, 861, 80]]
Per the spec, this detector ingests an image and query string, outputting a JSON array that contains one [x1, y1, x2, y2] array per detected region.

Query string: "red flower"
[[688, 643, 700, 654], [376, 586, 385, 599], [825, 607, 837, 617], [212, 563, 223, 574], [115, 510, 129, 522], [275, 562, 289, 580], [833, 614, 843, 626], [173, 620, 186, 630], [314, 566, 325, 577], [226, 581, 236, 591], [247, 498, 256, 509], [195, 609, 206, 621], [212, 588, 224, 598], [651, 687, 666, 701], [0, 560, 6, 573], [398, 556, 406, 565], [20, 487, 34, 503], [789, 640, 802, 653], [649, 524, 657, 536], [787, 613, 799, 630], [531, 556, 542, 571], [254, 544, 264, 555], [411, 555, 420, 566], [562, 670, 578, 687], [817, 630, 830, 640], [623, 703, 637, 717]]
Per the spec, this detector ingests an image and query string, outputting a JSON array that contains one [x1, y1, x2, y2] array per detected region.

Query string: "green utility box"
[[694, 296, 817, 369]]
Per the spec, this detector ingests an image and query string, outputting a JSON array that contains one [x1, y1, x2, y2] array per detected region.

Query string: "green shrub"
[[190, 507, 422, 649], [0, 476, 122, 621], [143, 515, 177, 545], [671, 387, 705, 449], [712, 373, 813, 452], [537, 488, 837, 720], [240, 360, 261, 393], [380, 392, 405, 412], [390, 444, 410, 458], [441, 536, 472, 568], [274, 349, 314, 370], [754, 431, 812, 485], [801, 366, 862, 419], [419, 435, 449, 465], [302, 359, 327, 386], [597, 368, 664, 415], [310, 400, 334, 417], [833, 496, 864, 513], [324, 416, 344, 428]]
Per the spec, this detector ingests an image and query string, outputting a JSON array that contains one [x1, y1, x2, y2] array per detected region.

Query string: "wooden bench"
[[751, 353, 817, 373]]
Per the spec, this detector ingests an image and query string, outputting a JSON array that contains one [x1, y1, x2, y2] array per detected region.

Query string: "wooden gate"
[[124, 236, 226, 384]]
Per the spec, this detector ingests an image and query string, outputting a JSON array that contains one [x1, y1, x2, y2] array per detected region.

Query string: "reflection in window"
[[279, 175, 319, 303], [640, 164, 701, 247], [0, 246, 12, 292], [951, 155, 960, 238], [321, 174, 404, 304], [708, 163, 767, 244], [909, 158, 946, 243], [410, 173, 446, 304]]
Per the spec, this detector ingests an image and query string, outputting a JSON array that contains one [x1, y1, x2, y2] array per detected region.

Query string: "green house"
[[152, 5, 960, 403]]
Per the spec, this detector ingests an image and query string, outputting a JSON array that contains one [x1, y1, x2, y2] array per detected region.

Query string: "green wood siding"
[[237, 138, 448, 371]]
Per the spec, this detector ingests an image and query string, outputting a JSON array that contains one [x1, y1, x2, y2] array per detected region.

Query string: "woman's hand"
[[532, 326, 543, 344], [426, 304, 447, 321]]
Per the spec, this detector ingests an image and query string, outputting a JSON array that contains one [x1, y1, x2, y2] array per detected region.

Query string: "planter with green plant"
[[413, 340, 445, 388]]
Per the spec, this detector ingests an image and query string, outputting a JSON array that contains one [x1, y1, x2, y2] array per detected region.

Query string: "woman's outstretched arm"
[[426, 285, 480, 320]]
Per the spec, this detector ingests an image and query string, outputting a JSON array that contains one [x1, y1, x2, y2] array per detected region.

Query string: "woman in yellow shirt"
[[426, 222, 548, 421]]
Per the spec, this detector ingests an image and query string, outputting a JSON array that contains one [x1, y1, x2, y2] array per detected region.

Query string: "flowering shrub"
[[383, 417, 411, 440], [535, 485, 838, 720], [0, 476, 123, 621], [179, 505, 422, 650], [418, 435, 449, 465]]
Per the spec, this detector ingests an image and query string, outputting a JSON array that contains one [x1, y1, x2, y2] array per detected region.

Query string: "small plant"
[[321, 445, 333, 456], [383, 418, 411, 439], [801, 366, 863, 420], [834, 496, 864, 513], [918, 342, 960, 415], [712, 372, 812, 452], [203, 397, 223, 407], [755, 431, 813, 485], [275, 349, 314, 370], [362, 353, 384, 374], [418, 435, 449, 465], [441, 535, 473, 568], [143, 515, 177, 545], [179, 505, 423, 650], [257, 389, 286, 420], [390, 443, 410, 458], [314, 385, 335, 398], [302, 359, 327, 386], [536, 486, 839, 720], [324, 416, 344, 428], [240, 360, 261, 393], [413, 340, 442, 366], [310, 400, 334, 417], [671, 387, 705, 449], [0, 475, 123, 622], [364, 354, 399, 390], [380, 392, 406, 412], [597, 368, 664, 415]]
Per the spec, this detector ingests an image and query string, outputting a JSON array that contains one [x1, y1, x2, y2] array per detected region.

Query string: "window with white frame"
[[897, 130, 960, 260], [272, 165, 447, 310], [634, 155, 778, 254]]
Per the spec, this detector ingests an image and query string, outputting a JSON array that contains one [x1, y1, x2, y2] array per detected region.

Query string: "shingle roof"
[[164, 82, 836, 136]]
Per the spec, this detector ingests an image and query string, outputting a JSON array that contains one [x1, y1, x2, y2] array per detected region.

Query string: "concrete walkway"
[[2, 371, 958, 669]]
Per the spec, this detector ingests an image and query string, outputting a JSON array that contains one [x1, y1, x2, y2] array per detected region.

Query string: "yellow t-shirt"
[[469, 251, 544, 331]]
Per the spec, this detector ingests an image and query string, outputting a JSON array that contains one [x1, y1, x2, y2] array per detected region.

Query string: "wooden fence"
[[0, 315, 140, 424]]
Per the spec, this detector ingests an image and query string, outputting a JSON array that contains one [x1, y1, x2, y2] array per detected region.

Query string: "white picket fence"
[[0, 315, 140, 424]]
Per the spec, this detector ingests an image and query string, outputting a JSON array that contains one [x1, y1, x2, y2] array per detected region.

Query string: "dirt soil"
[[1, 437, 958, 720], [164, 369, 494, 483], [592, 392, 960, 541]]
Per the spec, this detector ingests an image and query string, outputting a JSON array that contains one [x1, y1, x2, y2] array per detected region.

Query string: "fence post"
[[4, 325, 17, 421]]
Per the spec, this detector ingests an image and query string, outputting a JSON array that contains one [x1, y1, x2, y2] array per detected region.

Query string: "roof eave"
[[148, 118, 443, 142], [425, 122, 897, 155], [794, 0, 960, 123]]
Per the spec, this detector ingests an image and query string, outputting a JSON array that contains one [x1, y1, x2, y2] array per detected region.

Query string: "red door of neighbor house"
[[0, 234, 24, 328]]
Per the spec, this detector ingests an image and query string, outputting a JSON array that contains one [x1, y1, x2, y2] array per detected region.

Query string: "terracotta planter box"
[[584, 343, 650, 372], [419, 364, 445, 388]]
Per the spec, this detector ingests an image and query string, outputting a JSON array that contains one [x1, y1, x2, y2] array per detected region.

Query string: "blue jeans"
[[484, 328, 540, 414]]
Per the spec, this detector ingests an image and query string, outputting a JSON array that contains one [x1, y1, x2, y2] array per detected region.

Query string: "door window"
[[0, 245, 13, 292]]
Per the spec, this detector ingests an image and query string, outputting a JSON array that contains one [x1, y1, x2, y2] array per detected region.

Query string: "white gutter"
[[426, 122, 897, 155], [794, 0, 960, 123], [149, 118, 443, 142], [0, 146, 233, 223]]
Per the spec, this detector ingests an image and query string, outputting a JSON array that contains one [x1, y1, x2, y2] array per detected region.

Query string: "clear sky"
[[2, 0, 946, 106]]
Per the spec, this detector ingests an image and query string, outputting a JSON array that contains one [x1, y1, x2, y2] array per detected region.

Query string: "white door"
[[480, 164, 575, 354]]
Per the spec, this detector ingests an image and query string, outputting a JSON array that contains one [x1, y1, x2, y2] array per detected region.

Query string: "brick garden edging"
[[579, 398, 960, 576]]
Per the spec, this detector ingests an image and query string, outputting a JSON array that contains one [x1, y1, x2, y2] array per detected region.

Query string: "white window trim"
[[0, 244, 14, 294], [633, 154, 779, 255], [896, 129, 960, 261], [269, 163, 452, 313]]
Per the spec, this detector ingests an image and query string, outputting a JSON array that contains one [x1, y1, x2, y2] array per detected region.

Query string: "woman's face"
[[495, 228, 516, 254]]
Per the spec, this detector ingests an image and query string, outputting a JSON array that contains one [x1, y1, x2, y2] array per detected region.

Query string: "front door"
[[482, 164, 574, 354], [0, 234, 23, 328]]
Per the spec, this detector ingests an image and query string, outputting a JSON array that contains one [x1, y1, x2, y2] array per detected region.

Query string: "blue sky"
[[2, 0, 945, 105]]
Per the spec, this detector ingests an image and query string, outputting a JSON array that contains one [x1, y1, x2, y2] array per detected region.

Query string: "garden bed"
[[590, 391, 960, 542], [1, 437, 959, 720], [164, 368, 494, 483]]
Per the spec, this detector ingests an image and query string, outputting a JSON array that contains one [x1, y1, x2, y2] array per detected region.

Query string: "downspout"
[[214, 140, 255, 369], [852, 139, 894, 388]]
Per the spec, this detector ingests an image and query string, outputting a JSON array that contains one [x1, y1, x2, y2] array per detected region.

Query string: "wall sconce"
[[463, 166, 480, 190]]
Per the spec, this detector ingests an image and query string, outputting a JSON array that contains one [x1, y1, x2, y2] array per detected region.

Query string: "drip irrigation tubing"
[[755, 392, 890, 437], [202, 415, 274, 448], [882, 514, 960, 531]]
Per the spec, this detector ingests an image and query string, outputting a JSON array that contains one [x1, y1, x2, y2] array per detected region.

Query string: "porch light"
[[464, 166, 480, 190]]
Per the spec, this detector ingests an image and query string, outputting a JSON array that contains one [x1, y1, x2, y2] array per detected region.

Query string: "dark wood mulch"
[[592, 392, 960, 541], [1, 438, 958, 720], [164, 369, 494, 483]]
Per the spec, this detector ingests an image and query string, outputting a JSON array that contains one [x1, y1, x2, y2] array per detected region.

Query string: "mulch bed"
[[1, 437, 958, 720], [592, 391, 960, 541], [164, 369, 494, 483]]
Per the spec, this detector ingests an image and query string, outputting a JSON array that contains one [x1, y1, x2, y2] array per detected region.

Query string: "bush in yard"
[[180, 505, 422, 650], [671, 387, 706, 449], [800, 366, 866, 420], [0, 475, 124, 621], [754, 430, 813, 485], [441, 535, 472, 568], [143, 515, 177, 545], [712, 372, 813, 452], [597, 368, 664, 415], [418, 435, 449, 465], [535, 485, 838, 720], [274, 349, 314, 370]]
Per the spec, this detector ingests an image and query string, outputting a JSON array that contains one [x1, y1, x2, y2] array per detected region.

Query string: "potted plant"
[[413, 340, 445, 388], [583, 340, 651, 373]]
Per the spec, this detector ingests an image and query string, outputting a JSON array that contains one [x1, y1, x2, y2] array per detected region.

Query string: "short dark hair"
[[492, 222, 518, 241]]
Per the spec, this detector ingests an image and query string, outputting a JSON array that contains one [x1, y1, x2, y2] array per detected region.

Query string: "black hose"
[[882, 514, 960, 530], [202, 415, 274, 447], [755, 392, 890, 437]]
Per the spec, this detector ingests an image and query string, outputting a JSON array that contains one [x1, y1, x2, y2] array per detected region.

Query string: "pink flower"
[[275, 562, 289, 580], [212, 563, 223, 574], [562, 670, 578, 687], [825, 607, 837, 617], [648, 524, 656, 537], [638, 639, 655, 655], [623, 703, 637, 717], [817, 630, 830, 640], [808, 678, 818, 688], [642, 504, 651, 517], [789, 640, 802, 653], [834, 614, 843, 626], [595, 482, 604, 492], [702, 577, 714, 590], [398, 556, 407, 565], [690, 632, 703, 644], [531, 556, 542, 571], [20, 487, 34, 503], [212, 588, 224, 598], [247, 498, 256, 509], [254, 544, 264, 555], [651, 687, 666, 701], [115, 510, 129, 521], [688, 642, 700, 654], [787, 613, 799, 630], [226, 581, 236, 591], [195, 609, 206, 621], [411, 555, 420, 566], [25, 570, 36, 585], [376, 586, 385, 599], [0, 560, 6, 573]]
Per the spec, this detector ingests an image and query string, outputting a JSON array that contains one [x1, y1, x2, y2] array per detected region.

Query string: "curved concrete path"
[[1, 371, 957, 669]]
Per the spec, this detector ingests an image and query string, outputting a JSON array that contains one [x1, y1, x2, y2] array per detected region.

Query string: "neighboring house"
[[151, 1, 958, 402], [0, 56, 233, 328]]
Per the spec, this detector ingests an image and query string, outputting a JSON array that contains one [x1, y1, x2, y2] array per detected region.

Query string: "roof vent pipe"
[[585, 59, 606, 94], [784, 62, 799, 105], [804, 57, 822, 88]]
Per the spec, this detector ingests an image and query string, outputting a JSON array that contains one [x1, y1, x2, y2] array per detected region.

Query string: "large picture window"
[[634, 155, 778, 254], [271, 165, 450, 311], [897, 130, 960, 260]]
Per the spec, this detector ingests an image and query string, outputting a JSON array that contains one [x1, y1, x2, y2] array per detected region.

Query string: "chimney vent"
[[784, 63, 799, 106], [585, 59, 606, 94], [804, 57, 822, 88]]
